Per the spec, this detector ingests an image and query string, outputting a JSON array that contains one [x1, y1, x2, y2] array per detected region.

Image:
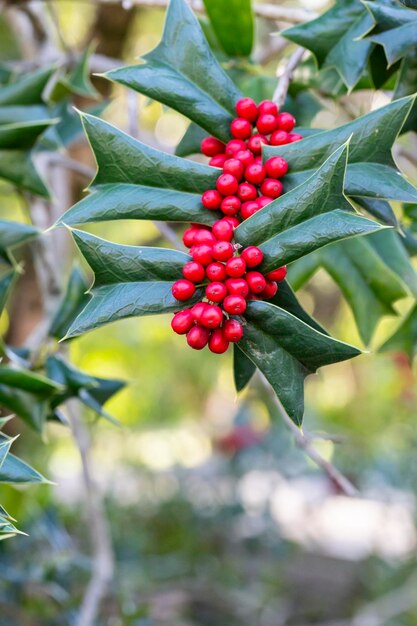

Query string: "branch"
[[67, 399, 114, 626], [6, 0, 317, 23], [258, 374, 358, 497], [272, 47, 305, 108]]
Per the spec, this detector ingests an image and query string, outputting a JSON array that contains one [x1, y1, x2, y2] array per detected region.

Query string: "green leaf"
[[237, 300, 361, 425], [0, 67, 54, 106], [58, 113, 219, 227], [202, 0, 254, 57], [263, 96, 417, 204], [394, 51, 417, 134], [104, 0, 241, 142], [0, 451, 48, 484], [64, 230, 203, 338], [58, 46, 99, 99], [0, 436, 14, 470], [49, 266, 90, 339], [362, 0, 417, 66], [379, 304, 417, 358], [354, 197, 398, 227], [0, 220, 39, 260], [368, 228, 417, 298], [287, 253, 321, 292], [0, 104, 49, 125], [0, 368, 63, 395], [283, 0, 374, 89], [0, 119, 56, 150], [235, 143, 386, 271], [0, 270, 15, 312], [233, 344, 256, 392], [175, 123, 208, 157], [0, 150, 49, 197]]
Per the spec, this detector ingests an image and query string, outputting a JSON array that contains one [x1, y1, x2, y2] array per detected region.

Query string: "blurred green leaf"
[[379, 304, 417, 358], [49, 266, 90, 340], [202, 0, 254, 57], [0, 67, 54, 106]]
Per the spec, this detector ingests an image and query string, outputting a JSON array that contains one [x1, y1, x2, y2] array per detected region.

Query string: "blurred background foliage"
[[1, 0, 417, 624]]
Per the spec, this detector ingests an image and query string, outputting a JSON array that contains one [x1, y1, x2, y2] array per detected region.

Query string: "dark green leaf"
[[238, 300, 361, 425], [0, 67, 54, 106], [264, 96, 417, 203], [175, 123, 208, 157], [0, 451, 48, 484], [394, 51, 417, 134], [104, 0, 241, 141], [0, 220, 39, 261], [64, 230, 203, 338], [283, 0, 374, 89], [202, 0, 254, 57], [0, 119, 55, 150], [362, 0, 417, 66], [235, 143, 386, 271], [0, 150, 49, 197], [270, 280, 328, 335], [0, 368, 63, 395], [233, 344, 256, 392], [287, 253, 321, 291], [49, 266, 90, 339], [354, 197, 398, 227]]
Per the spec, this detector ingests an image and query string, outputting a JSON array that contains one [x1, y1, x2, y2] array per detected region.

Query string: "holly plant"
[[2, 0, 417, 540]]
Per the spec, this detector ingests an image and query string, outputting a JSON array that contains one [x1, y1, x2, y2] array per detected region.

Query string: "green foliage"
[[202, 0, 254, 57]]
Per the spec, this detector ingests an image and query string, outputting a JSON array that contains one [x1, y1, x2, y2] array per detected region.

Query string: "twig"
[[67, 399, 114, 626], [258, 374, 358, 497], [272, 47, 305, 108], [6, 0, 317, 23]]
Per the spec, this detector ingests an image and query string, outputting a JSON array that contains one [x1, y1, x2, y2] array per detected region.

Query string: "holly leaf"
[[49, 266, 90, 340], [0, 67, 54, 106], [0, 449, 48, 484], [58, 113, 219, 227], [63, 229, 203, 339], [0, 220, 39, 264], [175, 123, 208, 158], [361, 0, 417, 67], [263, 96, 417, 204], [394, 51, 417, 134], [379, 304, 417, 358], [202, 0, 254, 57], [237, 300, 361, 425], [235, 143, 387, 271], [104, 0, 241, 142], [282, 0, 374, 89]]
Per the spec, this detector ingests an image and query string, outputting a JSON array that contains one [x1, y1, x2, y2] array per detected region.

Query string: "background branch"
[[273, 47, 305, 107]]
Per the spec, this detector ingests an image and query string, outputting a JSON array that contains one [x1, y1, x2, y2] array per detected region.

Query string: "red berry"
[[201, 136, 225, 157], [258, 100, 278, 117], [209, 154, 227, 167], [265, 156, 288, 178], [220, 195, 241, 216], [191, 302, 209, 323], [225, 139, 246, 158], [246, 271, 267, 293], [254, 156, 263, 165], [216, 173, 238, 196], [193, 230, 216, 246], [171, 309, 194, 335], [209, 328, 230, 354], [230, 118, 253, 140], [225, 277, 249, 297], [226, 256, 246, 277], [224, 216, 240, 228], [200, 304, 224, 328], [172, 279, 196, 301], [192, 244, 213, 266], [187, 325, 210, 350], [266, 266, 287, 281], [223, 295, 247, 315], [288, 133, 303, 142], [257, 114, 277, 135], [241, 246, 263, 267], [182, 261, 206, 282], [240, 201, 259, 220], [206, 262, 227, 282], [276, 112, 295, 132], [212, 241, 234, 262], [206, 281, 227, 303], [183, 227, 199, 248], [270, 130, 289, 146], [202, 189, 222, 210], [212, 219, 234, 241], [247, 134, 268, 155], [244, 163, 266, 185], [238, 182, 257, 202], [260, 178, 283, 199], [260, 280, 278, 299], [234, 149, 254, 168], [257, 196, 273, 209], [223, 158, 244, 181], [236, 97, 258, 122], [223, 319, 244, 342]]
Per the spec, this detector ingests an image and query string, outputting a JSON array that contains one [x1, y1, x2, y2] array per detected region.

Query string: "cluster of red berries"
[[171, 98, 301, 354]]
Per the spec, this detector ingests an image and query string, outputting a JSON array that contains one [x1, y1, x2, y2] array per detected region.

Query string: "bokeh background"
[[2, 1, 417, 624]]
